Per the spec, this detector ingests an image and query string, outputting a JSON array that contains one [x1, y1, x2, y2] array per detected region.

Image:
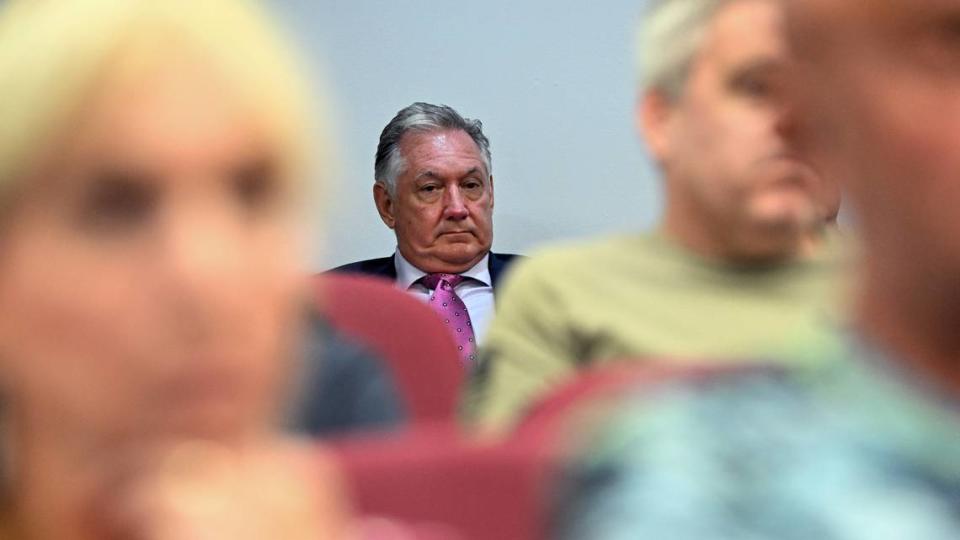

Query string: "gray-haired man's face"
[[373, 129, 494, 274], [644, 0, 830, 260]]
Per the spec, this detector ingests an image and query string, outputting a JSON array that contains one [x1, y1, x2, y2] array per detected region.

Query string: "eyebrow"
[[730, 58, 783, 76], [462, 167, 484, 179], [415, 167, 487, 181]]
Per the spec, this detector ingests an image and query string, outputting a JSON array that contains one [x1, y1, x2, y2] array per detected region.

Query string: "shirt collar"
[[394, 249, 491, 290]]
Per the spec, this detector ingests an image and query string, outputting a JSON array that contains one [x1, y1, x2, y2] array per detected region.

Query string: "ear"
[[638, 89, 675, 163], [373, 182, 396, 229]]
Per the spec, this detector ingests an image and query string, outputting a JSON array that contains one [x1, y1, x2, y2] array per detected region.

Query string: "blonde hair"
[[636, 0, 728, 100], [0, 0, 327, 202]]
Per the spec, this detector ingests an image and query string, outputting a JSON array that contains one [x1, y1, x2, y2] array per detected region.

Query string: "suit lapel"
[[381, 256, 399, 281], [488, 253, 507, 292]]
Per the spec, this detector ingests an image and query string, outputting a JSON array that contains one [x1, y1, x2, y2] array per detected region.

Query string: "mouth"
[[762, 155, 819, 188], [164, 369, 244, 403], [148, 366, 251, 439], [159, 353, 252, 402]]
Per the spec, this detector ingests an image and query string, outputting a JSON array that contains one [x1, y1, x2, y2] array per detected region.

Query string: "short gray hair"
[[374, 102, 492, 196], [637, 0, 729, 100]]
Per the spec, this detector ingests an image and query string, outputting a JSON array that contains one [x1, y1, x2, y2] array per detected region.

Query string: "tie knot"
[[420, 273, 464, 290]]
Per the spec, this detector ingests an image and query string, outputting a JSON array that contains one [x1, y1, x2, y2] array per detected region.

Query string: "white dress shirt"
[[394, 250, 495, 345]]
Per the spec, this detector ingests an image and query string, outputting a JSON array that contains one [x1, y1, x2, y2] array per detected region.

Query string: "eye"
[[731, 73, 774, 99], [914, 15, 960, 73], [933, 14, 960, 46], [77, 170, 157, 233], [231, 156, 279, 212]]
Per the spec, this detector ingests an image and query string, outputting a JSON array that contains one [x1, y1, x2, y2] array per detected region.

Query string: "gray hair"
[[637, 0, 730, 100], [374, 102, 492, 196]]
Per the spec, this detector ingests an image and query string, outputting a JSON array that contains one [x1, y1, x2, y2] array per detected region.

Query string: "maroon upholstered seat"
[[328, 424, 552, 540], [314, 273, 464, 424], [513, 361, 775, 445]]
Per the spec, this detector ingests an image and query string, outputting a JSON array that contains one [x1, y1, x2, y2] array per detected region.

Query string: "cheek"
[[469, 199, 494, 231], [870, 116, 960, 239], [0, 229, 158, 430], [399, 205, 442, 242], [832, 75, 960, 269], [851, 83, 960, 210], [245, 244, 310, 424], [237, 230, 306, 382], [199, 216, 306, 407], [674, 107, 764, 196], [0, 213, 307, 435], [856, 113, 960, 276]]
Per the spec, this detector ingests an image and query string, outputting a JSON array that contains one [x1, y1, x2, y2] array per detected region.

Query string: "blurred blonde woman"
[[0, 0, 350, 538]]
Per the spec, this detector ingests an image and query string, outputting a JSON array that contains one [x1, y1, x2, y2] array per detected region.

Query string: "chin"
[[754, 214, 806, 233], [436, 257, 480, 272], [750, 197, 819, 232], [151, 417, 265, 449], [437, 242, 486, 263], [147, 390, 270, 441]]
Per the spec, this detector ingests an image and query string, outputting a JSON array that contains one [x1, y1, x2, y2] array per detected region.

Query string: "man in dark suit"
[[331, 103, 518, 358]]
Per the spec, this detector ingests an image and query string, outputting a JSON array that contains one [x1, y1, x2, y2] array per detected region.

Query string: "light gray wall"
[[271, 0, 663, 269]]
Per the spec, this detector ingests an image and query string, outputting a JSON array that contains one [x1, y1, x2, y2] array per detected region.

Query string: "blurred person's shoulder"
[[500, 232, 678, 288], [565, 367, 819, 468], [553, 341, 960, 539], [507, 229, 843, 291]]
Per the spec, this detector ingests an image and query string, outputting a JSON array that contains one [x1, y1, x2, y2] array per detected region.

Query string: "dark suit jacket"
[[287, 313, 406, 437], [329, 252, 521, 291]]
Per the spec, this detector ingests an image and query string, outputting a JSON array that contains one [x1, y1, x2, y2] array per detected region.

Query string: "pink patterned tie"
[[418, 273, 476, 365]]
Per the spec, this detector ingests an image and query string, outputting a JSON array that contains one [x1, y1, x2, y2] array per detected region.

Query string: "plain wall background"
[[270, 0, 663, 270]]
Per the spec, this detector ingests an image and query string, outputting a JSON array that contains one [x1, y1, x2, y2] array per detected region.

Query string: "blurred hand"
[[99, 439, 355, 540]]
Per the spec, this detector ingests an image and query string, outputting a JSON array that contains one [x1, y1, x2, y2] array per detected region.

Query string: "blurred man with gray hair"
[[550, 1, 960, 536], [468, 0, 845, 429], [332, 103, 519, 364]]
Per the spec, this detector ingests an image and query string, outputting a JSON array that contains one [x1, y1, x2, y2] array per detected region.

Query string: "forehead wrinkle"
[[413, 170, 447, 184], [706, 2, 785, 60], [413, 164, 486, 181]]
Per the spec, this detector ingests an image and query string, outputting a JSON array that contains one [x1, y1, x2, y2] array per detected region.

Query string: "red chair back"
[[514, 361, 774, 445], [315, 273, 464, 424], [326, 361, 770, 540], [329, 425, 552, 540]]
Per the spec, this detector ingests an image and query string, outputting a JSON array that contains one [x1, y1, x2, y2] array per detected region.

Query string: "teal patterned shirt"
[[553, 337, 960, 540]]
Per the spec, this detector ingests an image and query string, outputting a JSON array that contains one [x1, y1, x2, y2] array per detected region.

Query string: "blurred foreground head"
[[786, 0, 960, 379], [0, 0, 323, 452], [638, 0, 838, 262]]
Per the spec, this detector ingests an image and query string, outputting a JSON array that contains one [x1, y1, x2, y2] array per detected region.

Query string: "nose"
[[157, 199, 245, 339], [442, 186, 469, 220], [774, 95, 800, 143], [775, 91, 827, 167]]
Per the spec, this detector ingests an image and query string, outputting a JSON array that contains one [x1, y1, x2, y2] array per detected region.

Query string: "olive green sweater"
[[467, 231, 849, 430]]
